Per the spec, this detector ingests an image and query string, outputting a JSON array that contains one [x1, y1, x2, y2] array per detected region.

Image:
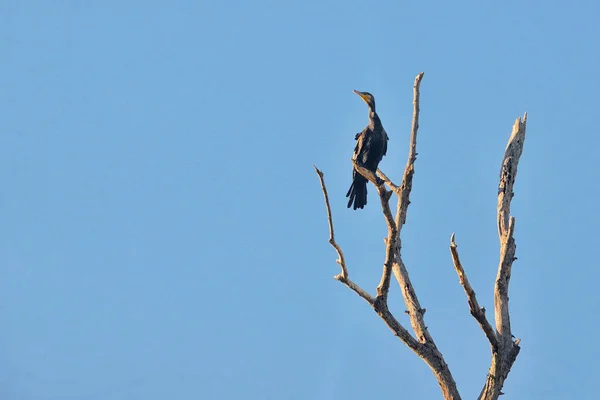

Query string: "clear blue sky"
[[1, 1, 599, 399]]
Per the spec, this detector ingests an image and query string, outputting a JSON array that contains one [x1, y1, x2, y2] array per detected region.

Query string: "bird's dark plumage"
[[346, 90, 389, 210]]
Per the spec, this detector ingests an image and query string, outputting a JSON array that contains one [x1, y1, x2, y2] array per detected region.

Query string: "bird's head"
[[353, 90, 376, 112]]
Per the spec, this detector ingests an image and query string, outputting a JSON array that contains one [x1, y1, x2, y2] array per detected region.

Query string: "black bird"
[[346, 90, 389, 210]]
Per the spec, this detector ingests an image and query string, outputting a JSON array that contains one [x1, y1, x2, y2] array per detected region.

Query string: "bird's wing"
[[353, 130, 368, 161], [381, 127, 389, 156]]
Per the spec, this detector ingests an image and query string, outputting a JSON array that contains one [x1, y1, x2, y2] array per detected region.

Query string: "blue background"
[[2, 1, 598, 399]]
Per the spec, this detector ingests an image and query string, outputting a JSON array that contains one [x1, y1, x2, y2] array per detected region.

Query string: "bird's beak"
[[353, 90, 367, 103]]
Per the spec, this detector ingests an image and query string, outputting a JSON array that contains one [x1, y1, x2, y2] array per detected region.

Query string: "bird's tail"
[[346, 174, 368, 210]]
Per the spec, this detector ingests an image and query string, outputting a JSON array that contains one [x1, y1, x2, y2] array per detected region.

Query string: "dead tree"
[[314, 72, 526, 400]]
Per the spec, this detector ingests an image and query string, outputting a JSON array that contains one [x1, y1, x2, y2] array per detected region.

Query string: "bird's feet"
[[375, 176, 384, 186]]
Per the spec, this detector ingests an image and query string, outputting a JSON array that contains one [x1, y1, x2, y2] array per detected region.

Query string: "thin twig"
[[377, 168, 399, 192], [335, 274, 375, 305], [396, 71, 424, 226], [313, 166, 374, 305], [313, 166, 348, 278], [449, 233, 498, 352]]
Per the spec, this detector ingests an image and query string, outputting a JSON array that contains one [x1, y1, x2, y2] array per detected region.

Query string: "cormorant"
[[346, 90, 389, 210]]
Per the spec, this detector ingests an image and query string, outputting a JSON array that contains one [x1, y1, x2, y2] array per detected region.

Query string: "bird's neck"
[[369, 111, 382, 130]]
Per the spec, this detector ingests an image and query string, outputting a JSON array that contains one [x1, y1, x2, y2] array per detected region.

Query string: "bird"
[[346, 90, 389, 210]]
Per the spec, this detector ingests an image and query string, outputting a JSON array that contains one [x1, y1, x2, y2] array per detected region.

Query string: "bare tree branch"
[[449, 233, 499, 352], [350, 160, 397, 301], [497, 114, 527, 238], [313, 166, 374, 304], [376, 168, 399, 192], [390, 72, 432, 343], [334, 274, 375, 305], [396, 71, 423, 198], [478, 114, 527, 400], [374, 300, 423, 354], [496, 217, 517, 346], [496, 114, 526, 350], [313, 166, 348, 279], [313, 165, 420, 351]]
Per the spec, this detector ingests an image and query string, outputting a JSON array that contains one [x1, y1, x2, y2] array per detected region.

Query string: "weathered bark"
[[477, 114, 527, 400]]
